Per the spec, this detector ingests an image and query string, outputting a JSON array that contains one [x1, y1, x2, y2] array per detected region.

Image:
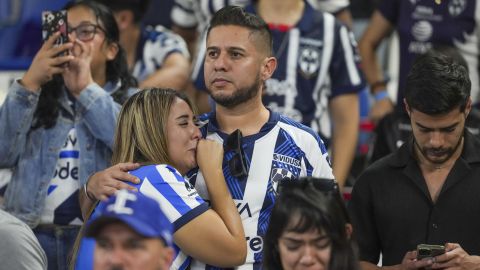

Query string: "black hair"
[[33, 0, 137, 129], [405, 48, 471, 115], [207, 5, 273, 56], [92, 0, 151, 23], [263, 177, 359, 270]]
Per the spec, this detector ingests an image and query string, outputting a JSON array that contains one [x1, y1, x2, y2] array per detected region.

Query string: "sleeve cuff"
[[172, 203, 209, 232], [10, 79, 41, 106], [76, 83, 109, 110]]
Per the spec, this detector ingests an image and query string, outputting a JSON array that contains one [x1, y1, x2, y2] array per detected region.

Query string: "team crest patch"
[[183, 180, 198, 197], [184, 181, 194, 192], [298, 47, 320, 78], [449, 0, 466, 17], [270, 168, 294, 194]]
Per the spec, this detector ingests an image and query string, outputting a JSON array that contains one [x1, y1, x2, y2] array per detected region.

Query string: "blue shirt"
[[379, 0, 480, 104]]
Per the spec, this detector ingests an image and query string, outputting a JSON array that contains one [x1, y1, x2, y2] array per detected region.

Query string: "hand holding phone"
[[20, 10, 72, 91], [416, 244, 445, 260], [42, 10, 68, 55]]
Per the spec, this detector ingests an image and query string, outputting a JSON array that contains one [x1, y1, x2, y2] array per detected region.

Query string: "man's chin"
[[425, 155, 450, 165]]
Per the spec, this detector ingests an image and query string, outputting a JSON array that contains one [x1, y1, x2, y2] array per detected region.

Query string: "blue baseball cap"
[[85, 190, 173, 246]]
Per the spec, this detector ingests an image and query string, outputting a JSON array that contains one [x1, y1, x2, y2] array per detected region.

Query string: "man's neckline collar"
[[245, 0, 316, 32], [205, 108, 280, 138]]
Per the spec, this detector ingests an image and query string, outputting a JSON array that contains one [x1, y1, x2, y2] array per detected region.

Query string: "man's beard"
[[414, 134, 464, 165], [208, 74, 261, 108]]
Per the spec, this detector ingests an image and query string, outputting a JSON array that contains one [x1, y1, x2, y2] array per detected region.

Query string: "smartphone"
[[416, 244, 445, 260], [42, 10, 68, 55]]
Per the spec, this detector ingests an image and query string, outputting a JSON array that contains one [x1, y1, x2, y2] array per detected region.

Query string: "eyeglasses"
[[68, 23, 105, 42], [277, 177, 339, 195], [224, 129, 249, 179]]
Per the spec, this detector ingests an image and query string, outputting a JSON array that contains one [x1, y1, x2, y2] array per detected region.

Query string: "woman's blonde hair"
[[111, 88, 197, 165]]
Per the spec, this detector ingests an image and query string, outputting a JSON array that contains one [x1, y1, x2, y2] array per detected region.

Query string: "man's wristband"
[[374, 90, 389, 101]]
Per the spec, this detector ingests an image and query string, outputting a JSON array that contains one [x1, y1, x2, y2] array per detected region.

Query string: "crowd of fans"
[[1, 0, 480, 269]]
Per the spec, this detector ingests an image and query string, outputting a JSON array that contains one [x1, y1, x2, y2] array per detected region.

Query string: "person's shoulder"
[[277, 114, 317, 136], [356, 153, 398, 186], [276, 113, 327, 144], [144, 25, 184, 41], [315, 0, 349, 13], [0, 209, 29, 231], [130, 164, 184, 184]]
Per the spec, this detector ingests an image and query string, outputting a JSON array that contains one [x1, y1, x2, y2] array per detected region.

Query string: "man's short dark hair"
[[405, 49, 471, 115], [207, 6, 273, 57]]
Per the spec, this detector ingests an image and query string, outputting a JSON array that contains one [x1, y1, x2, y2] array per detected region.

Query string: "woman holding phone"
[[0, 1, 136, 269]]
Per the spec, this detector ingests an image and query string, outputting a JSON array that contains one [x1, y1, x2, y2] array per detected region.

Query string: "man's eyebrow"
[[415, 122, 460, 130], [227, 46, 247, 52], [206, 46, 247, 52]]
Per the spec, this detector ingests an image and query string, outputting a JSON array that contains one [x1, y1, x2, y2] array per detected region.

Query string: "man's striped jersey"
[[171, 0, 349, 35], [78, 165, 208, 270], [132, 25, 190, 84], [187, 110, 334, 269]]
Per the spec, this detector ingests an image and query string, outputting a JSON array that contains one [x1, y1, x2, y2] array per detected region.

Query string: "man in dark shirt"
[[349, 49, 480, 269]]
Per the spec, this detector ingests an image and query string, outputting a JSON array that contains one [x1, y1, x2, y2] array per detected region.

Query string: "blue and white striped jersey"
[[132, 25, 190, 84], [187, 110, 334, 269], [171, 0, 349, 35], [191, 2, 365, 143], [77, 164, 208, 270]]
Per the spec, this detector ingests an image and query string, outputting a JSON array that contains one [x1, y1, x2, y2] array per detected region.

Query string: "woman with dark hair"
[[0, 1, 136, 269], [263, 177, 359, 270]]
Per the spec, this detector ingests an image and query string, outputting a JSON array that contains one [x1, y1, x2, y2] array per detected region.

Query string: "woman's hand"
[[21, 32, 74, 92], [197, 139, 224, 175], [86, 162, 141, 201], [62, 38, 94, 97]]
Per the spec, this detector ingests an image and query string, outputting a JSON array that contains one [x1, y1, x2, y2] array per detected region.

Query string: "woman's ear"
[[106, 42, 119, 61]]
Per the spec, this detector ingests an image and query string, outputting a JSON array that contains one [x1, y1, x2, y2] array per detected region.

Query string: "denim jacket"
[[0, 80, 123, 227]]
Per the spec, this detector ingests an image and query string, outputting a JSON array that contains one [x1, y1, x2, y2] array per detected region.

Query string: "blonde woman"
[[78, 88, 246, 269]]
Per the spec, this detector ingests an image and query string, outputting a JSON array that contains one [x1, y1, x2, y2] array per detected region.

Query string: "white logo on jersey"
[[246, 235, 263, 253], [411, 20, 433, 42], [273, 154, 301, 168], [449, 0, 466, 17], [265, 79, 295, 96], [298, 47, 320, 78], [266, 102, 303, 122], [107, 190, 137, 215]]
